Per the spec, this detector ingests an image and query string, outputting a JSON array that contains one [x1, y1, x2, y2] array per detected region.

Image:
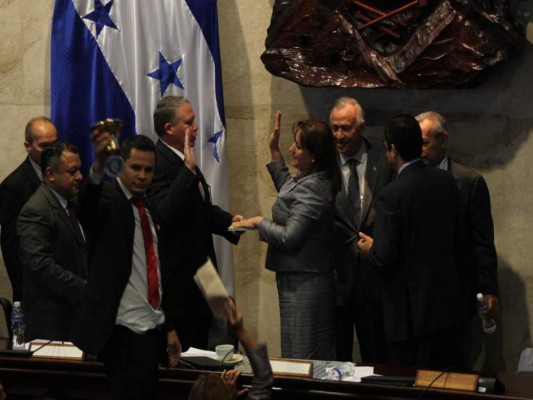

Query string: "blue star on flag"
[[147, 52, 184, 97], [83, 0, 118, 38], [208, 130, 224, 163]]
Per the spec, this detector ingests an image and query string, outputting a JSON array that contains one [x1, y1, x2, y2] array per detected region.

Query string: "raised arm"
[[225, 298, 273, 400]]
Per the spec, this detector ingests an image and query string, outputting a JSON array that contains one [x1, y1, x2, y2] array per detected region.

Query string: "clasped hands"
[[231, 216, 264, 230]]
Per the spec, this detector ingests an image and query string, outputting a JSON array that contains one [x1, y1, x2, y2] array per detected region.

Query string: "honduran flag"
[[51, 0, 234, 294]]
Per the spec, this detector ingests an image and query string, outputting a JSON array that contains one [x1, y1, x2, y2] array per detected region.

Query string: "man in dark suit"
[[358, 114, 464, 369], [72, 133, 180, 400], [416, 111, 500, 370], [148, 96, 243, 351], [0, 117, 57, 301], [17, 142, 86, 341], [330, 97, 393, 362]]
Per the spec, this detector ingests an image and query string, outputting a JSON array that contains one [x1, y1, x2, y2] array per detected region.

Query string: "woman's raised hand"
[[269, 110, 282, 160]]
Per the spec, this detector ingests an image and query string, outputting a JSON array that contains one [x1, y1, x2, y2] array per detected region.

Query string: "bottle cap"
[[14, 301, 21, 307]]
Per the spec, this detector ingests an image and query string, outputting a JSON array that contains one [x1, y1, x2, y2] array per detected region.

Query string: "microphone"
[[0, 340, 53, 358]]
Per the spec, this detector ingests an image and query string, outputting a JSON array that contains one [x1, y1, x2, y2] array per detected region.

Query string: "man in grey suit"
[[330, 97, 393, 362], [0, 117, 57, 301], [17, 141, 87, 341], [416, 111, 500, 370]]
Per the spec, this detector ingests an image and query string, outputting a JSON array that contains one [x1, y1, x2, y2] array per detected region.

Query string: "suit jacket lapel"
[[194, 167, 211, 204], [335, 154, 358, 232], [156, 140, 209, 203], [361, 141, 382, 227], [42, 185, 86, 246], [156, 139, 182, 168], [447, 157, 465, 192], [23, 156, 41, 191], [110, 179, 138, 254]]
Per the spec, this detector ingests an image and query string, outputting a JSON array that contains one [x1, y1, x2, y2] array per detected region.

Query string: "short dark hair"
[[41, 141, 79, 172], [153, 96, 190, 137], [292, 119, 342, 195], [120, 135, 156, 160], [384, 114, 422, 162], [25, 116, 54, 143]]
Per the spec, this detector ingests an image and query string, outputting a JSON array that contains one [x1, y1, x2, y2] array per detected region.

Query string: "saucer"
[[223, 353, 244, 364]]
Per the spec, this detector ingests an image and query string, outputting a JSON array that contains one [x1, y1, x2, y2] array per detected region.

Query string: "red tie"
[[132, 197, 160, 310]]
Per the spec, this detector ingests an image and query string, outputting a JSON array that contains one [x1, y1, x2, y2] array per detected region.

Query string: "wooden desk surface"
[[1, 349, 533, 399]]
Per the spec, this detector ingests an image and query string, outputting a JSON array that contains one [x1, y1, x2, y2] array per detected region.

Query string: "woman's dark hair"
[[188, 374, 232, 400], [292, 119, 341, 196]]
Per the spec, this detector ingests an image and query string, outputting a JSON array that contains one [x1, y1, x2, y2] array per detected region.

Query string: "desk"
[[1, 354, 533, 399]]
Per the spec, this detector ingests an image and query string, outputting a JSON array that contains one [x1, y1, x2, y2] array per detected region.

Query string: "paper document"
[[194, 258, 229, 318], [182, 346, 218, 360], [29, 340, 84, 360], [228, 226, 258, 232]]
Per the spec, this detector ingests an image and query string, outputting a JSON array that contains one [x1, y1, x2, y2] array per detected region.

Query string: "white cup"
[[215, 344, 234, 361]]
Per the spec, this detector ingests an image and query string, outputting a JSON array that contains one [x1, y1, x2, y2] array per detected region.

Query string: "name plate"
[[415, 369, 479, 392]]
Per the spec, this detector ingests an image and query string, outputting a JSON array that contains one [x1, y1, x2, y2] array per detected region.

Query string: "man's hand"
[[221, 369, 248, 399], [0, 381, 6, 400], [485, 295, 500, 319], [231, 216, 264, 230], [232, 215, 245, 224], [224, 298, 244, 334], [90, 128, 113, 174], [166, 330, 182, 368], [357, 232, 373, 256], [184, 128, 197, 170], [230, 215, 247, 236]]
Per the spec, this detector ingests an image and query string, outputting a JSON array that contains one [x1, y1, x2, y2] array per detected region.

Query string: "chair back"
[[0, 297, 13, 339]]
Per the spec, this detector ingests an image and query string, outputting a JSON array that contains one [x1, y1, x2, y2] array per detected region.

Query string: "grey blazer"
[[259, 158, 335, 274], [17, 184, 87, 341]]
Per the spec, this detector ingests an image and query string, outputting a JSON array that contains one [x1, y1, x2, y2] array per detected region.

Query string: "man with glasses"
[[330, 97, 392, 362]]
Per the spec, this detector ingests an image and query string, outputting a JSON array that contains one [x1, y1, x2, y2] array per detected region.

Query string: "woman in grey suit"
[[234, 112, 341, 360]]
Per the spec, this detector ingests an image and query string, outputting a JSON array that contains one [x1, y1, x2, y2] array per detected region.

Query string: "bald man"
[[416, 111, 499, 370], [0, 117, 57, 301]]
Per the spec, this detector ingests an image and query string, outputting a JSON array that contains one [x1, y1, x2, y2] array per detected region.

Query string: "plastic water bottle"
[[476, 293, 496, 334], [325, 362, 358, 381], [11, 301, 25, 350]]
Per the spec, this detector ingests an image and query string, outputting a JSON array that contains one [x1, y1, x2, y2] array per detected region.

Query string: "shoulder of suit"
[[103, 179, 128, 200], [156, 141, 184, 168], [21, 184, 54, 211], [296, 172, 333, 198], [449, 159, 482, 181], [1, 158, 36, 187]]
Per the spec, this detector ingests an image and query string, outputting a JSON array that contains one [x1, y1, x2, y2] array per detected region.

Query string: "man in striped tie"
[[72, 132, 180, 400]]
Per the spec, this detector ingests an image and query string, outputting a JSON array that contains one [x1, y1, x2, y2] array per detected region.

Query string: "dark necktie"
[[195, 167, 206, 201], [66, 201, 85, 242], [347, 159, 361, 226], [131, 197, 160, 310]]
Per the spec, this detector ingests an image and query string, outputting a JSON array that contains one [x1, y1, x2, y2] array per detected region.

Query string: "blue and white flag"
[[51, 0, 234, 294]]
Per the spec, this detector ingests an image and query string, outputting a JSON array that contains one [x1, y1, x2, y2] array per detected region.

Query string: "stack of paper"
[[194, 258, 229, 318]]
